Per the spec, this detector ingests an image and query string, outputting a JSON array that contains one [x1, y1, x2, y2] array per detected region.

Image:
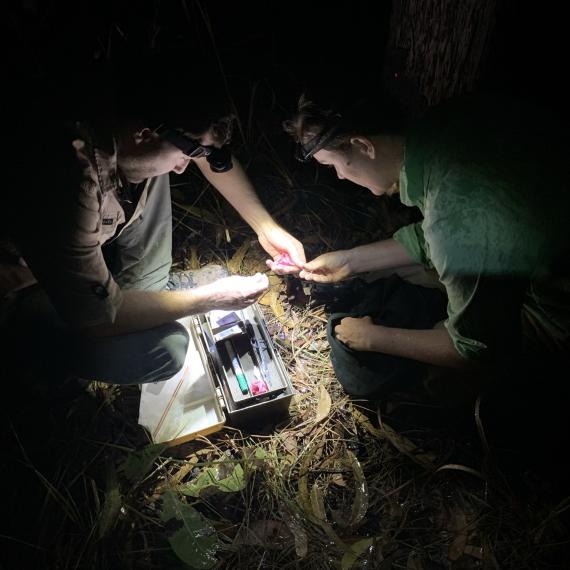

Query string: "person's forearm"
[[86, 288, 214, 337], [197, 156, 275, 234], [369, 325, 468, 369], [348, 239, 417, 274]]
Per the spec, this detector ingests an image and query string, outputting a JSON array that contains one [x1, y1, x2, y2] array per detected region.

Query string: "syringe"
[[225, 341, 249, 394]]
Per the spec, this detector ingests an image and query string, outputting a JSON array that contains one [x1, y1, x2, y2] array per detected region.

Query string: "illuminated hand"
[[259, 225, 306, 275], [299, 250, 352, 282], [204, 273, 269, 310], [334, 316, 378, 351]]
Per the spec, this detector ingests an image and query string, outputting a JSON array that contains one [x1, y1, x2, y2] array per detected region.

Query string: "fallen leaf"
[[119, 443, 167, 485], [227, 239, 251, 274], [268, 274, 282, 286], [330, 472, 347, 487], [346, 450, 368, 527], [179, 462, 246, 498], [281, 508, 308, 558], [235, 519, 292, 549], [96, 466, 122, 540], [310, 483, 327, 521], [341, 537, 374, 570], [447, 507, 468, 561], [281, 431, 298, 460], [315, 384, 332, 423], [351, 405, 435, 469], [189, 246, 200, 269], [160, 491, 220, 569], [258, 288, 286, 320]]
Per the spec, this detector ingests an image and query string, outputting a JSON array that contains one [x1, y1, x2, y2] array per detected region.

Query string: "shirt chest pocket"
[[100, 192, 126, 244]]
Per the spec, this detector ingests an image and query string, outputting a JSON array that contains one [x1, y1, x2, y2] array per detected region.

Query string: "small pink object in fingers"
[[275, 252, 296, 267]]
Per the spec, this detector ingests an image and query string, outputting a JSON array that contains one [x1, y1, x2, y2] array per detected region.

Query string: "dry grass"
[[2, 113, 568, 570], [60, 130, 565, 568], [2, 4, 569, 567]]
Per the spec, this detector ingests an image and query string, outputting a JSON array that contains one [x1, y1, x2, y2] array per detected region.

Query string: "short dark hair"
[[283, 84, 405, 159]]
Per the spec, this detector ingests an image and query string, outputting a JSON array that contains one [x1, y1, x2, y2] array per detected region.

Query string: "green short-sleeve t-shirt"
[[393, 95, 570, 361]]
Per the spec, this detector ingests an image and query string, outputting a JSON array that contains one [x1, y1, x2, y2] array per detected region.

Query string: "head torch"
[[158, 127, 233, 173], [295, 114, 343, 163]]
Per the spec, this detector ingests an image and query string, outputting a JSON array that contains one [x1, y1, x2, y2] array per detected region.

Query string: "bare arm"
[[369, 326, 467, 368], [300, 238, 417, 282], [194, 156, 305, 268], [348, 239, 418, 273], [195, 156, 274, 234], [85, 274, 268, 337], [335, 316, 467, 369]]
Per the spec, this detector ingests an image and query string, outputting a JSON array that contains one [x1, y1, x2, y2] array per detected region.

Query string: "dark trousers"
[[326, 275, 447, 399], [1, 174, 189, 386]]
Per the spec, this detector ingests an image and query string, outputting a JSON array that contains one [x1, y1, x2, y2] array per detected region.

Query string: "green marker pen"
[[225, 341, 249, 394]]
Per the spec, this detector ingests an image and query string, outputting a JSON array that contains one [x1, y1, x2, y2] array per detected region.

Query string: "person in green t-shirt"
[[284, 90, 569, 382]]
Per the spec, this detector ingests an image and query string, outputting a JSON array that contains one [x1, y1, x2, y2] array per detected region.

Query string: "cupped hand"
[[259, 225, 306, 275], [204, 273, 269, 310]]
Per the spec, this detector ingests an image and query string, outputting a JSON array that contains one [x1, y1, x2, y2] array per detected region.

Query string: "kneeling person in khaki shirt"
[[1, 59, 305, 385]]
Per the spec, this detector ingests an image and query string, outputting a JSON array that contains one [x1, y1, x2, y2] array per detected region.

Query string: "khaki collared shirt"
[[2, 122, 151, 328]]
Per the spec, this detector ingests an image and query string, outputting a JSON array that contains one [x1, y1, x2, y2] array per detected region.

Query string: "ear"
[[133, 128, 153, 145], [350, 136, 375, 159]]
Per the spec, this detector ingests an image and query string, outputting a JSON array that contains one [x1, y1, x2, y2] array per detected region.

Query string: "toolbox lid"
[[138, 316, 225, 447]]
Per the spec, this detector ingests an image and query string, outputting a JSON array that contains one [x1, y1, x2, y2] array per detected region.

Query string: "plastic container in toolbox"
[[138, 303, 294, 447]]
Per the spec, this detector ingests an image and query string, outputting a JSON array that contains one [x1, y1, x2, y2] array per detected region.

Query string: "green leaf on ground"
[[119, 443, 167, 484], [96, 466, 122, 540], [341, 537, 374, 570], [160, 490, 220, 569], [179, 462, 246, 497]]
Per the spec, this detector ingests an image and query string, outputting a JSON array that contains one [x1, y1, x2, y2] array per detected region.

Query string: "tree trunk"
[[382, 0, 497, 116]]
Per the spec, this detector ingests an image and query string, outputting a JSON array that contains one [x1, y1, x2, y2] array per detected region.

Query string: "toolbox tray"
[[138, 304, 294, 447]]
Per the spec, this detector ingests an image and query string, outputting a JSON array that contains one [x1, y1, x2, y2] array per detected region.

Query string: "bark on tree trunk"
[[382, 0, 497, 116]]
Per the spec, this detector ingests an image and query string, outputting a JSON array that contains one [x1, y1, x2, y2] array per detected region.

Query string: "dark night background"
[[7, 1, 570, 126], [3, 1, 570, 568]]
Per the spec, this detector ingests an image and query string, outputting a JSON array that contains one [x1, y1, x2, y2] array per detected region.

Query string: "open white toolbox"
[[138, 303, 295, 447]]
